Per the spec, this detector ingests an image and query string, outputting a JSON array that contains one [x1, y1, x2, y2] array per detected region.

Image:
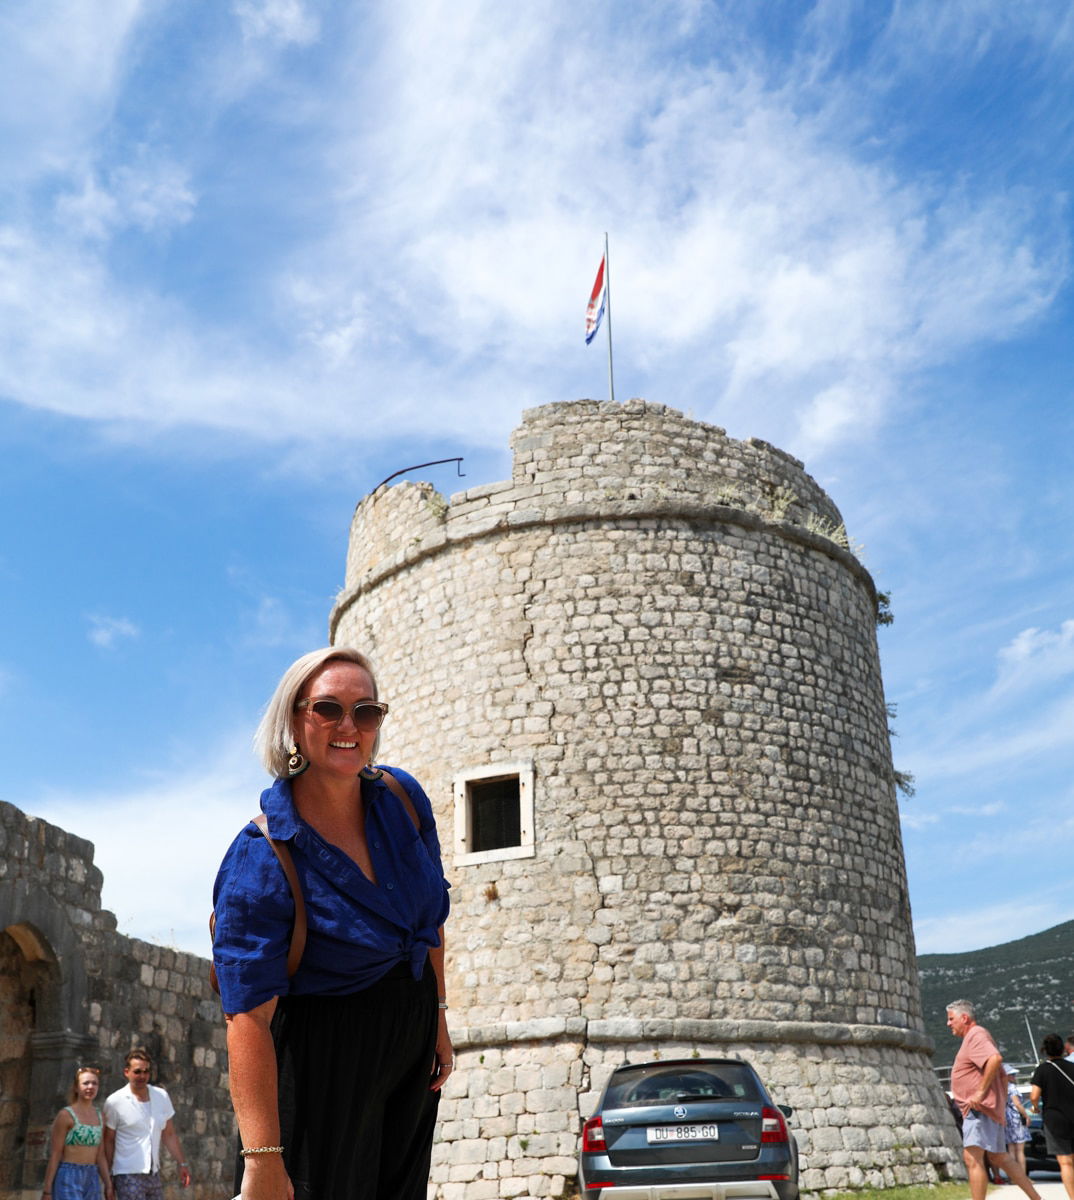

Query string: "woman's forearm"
[[226, 1000, 292, 1200], [226, 1001, 282, 1148], [96, 1146, 111, 1192], [429, 926, 447, 1000], [428, 927, 454, 1091]]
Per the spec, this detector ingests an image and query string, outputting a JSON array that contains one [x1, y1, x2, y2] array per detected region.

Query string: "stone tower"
[[330, 399, 961, 1198]]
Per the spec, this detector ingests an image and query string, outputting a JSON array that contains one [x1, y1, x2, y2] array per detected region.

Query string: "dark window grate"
[[470, 776, 521, 852]]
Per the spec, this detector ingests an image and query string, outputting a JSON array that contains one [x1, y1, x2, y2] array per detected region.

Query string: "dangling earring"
[[287, 743, 309, 777]]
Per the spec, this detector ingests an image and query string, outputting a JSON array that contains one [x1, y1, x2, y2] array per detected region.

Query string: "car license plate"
[[647, 1123, 719, 1143]]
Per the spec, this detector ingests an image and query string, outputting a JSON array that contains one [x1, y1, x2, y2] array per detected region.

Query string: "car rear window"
[[603, 1062, 763, 1108]]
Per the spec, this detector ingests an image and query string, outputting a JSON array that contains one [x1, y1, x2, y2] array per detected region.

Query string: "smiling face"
[[293, 660, 379, 780], [946, 1009, 973, 1038], [76, 1070, 100, 1101]]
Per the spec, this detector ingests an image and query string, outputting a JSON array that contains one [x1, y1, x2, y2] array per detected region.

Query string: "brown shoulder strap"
[[208, 816, 311, 997], [364, 767, 421, 832], [251, 814, 307, 979]]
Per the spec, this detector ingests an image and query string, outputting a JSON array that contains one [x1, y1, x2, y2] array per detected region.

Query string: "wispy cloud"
[[27, 733, 267, 956], [0, 1, 1066, 461], [992, 619, 1074, 698], [959, 803, 1074, 862], [897, 617, 1074, 784], [0, 0, 147, 184], [233, 0, 320, 46], [87, 614, 140, 649], [56, 160, 197, 240], [899, 808, 939, 832], [914, 898, 1071, 956]]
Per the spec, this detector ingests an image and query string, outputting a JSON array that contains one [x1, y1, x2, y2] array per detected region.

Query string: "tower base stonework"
[[330, 399, 964, 1197]]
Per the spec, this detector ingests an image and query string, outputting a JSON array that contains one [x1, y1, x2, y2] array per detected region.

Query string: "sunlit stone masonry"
[[330, 398, 963, 1198]]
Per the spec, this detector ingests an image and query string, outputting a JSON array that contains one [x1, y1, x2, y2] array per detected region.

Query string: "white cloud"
[[992, 619, 1074, 697], [0, 1, 1065, 462], [895, 616, 1074, 788], [233, 0, 319, 46], [26, 734, 268, 956], [960, 804, 1074, 863], [913, 691, 1074, 781], [266, 4, 1068, 454], [949, 801, 1005, 818], [87, 614, 140, 649], [236, 594, 323, 651], [56, 161, 197, 240], [899, 808, 940, 832], [0, 0, 147, 183], [914, 899, 1068, 955]]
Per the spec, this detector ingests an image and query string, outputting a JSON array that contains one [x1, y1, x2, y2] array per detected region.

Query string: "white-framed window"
[[453, 761, 535, 866]]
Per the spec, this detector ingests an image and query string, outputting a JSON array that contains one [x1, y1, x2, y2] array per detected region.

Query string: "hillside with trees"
[[918, 919, 1074, 1067]]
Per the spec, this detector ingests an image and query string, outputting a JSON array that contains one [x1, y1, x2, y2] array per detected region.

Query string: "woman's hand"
[[429, 1011, 454, 1091], [241, 1153, 294, 1200]]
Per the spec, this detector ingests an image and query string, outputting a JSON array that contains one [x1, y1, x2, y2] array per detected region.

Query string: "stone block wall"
[[0, 800, 233, 1200], [330, 398, 965, 1196]]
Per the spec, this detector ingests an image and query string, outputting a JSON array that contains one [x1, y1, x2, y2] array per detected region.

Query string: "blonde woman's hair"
[[255, 647, 380, 777]]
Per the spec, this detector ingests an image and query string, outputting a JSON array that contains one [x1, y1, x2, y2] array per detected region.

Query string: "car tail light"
[[582, 1116, 607, 1152], [761, 1106, 789, 1143], [758, 1176, 790, 1181]]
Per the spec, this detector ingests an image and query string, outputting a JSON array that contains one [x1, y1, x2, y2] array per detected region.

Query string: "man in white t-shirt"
[[103, 1048, 191, 1200]]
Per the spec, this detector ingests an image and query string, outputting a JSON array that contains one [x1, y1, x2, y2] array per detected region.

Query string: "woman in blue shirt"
[[212, 647, 452, 1200]]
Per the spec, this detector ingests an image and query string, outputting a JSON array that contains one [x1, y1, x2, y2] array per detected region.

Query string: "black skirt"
[[237, 961, 441, 1200]]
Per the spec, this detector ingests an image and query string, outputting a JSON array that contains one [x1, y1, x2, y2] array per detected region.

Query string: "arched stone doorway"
[[0, 880, 97, 1195], [0, 928, 38, 1190]]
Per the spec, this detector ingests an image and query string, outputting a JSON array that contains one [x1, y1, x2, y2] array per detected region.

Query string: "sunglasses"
[[295, 698, 389, 732]]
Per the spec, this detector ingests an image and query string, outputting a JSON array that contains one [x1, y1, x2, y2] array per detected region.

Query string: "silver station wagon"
[[578, 1057, 800, 1200]]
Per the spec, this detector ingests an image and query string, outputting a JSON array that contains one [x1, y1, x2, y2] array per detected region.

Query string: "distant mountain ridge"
[[918, 918, 1074, 1067]]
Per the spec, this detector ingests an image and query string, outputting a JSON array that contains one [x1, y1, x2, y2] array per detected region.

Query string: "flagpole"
[[603, 231, 616, 404]]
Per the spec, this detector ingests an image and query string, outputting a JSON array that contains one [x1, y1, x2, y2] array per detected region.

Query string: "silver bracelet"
[[437, 999, 449, 1010]]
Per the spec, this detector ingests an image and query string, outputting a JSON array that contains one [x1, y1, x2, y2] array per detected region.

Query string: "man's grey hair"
[[946, 999, 976, 1019]]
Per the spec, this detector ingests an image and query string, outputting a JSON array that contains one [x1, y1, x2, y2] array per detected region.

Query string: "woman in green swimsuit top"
[[41, 1067, 114, 1200]]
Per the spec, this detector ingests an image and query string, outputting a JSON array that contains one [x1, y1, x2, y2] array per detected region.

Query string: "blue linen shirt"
[[211, 767, 450, 1015]]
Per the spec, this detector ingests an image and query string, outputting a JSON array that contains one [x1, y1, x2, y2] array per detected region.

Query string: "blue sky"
[[2, 0, 1072, 961]]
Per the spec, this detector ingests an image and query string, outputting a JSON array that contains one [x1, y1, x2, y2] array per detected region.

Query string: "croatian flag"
[[585, 254, 607, 344]]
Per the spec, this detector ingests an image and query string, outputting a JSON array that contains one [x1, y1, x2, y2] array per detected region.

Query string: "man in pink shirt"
[[948, 1000, 1042, 1200]]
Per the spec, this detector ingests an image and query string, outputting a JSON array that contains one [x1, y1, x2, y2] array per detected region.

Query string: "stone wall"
[[330, 398, 964, 1197], [0, 800, 233, 1200]]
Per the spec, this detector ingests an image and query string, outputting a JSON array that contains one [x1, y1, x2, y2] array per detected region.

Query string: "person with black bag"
[[211, 647, 452, 1200], [1030, 1033, 1074, 1200]]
